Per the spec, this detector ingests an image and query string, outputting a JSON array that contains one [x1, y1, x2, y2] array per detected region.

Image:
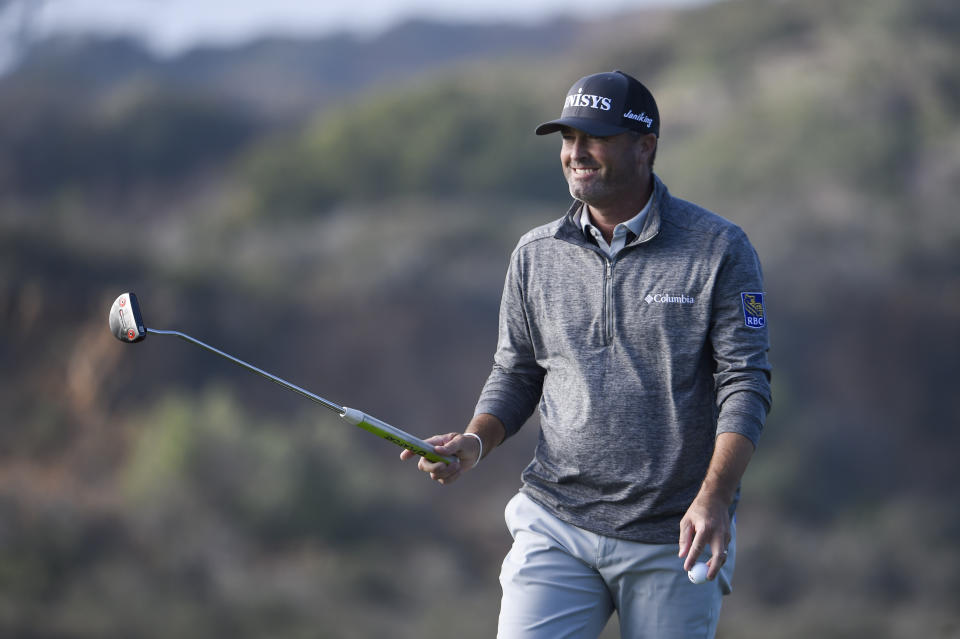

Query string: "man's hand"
[[678, 432, 755, 580], [400, 432, 481, 485], [400, 414, 506, 486], [679, 494, 732, 580]]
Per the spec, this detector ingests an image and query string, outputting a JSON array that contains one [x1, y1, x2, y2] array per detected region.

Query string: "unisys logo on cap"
[[564, 88, 614, 112], [535, 70, 660, 138]]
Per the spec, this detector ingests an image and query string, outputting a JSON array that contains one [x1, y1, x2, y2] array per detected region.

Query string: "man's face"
[[560, 127, 655, 208]]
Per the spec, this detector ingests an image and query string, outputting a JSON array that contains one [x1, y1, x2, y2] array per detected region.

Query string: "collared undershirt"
[[579, 192, 653, 258]]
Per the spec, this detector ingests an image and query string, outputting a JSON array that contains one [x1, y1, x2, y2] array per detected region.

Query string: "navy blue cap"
[[535, 70, 660, 137]]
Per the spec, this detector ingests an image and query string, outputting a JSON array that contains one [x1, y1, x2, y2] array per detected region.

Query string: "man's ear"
[[641, 133, 657, 157], [636, 133, 658, 170]]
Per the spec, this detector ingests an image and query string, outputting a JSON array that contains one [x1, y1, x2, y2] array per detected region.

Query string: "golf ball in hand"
[[687, 562, 709, 584]]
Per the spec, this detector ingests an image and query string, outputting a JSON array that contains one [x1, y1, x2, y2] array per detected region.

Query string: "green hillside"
[[1, 0, 958, 637]]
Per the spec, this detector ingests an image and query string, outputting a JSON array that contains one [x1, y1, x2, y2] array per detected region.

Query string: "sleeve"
[[710, 228, 773, 447], [473, 247, 546, 438]]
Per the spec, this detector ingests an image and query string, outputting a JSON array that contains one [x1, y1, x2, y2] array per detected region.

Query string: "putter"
[[109, 292, 453, 464]]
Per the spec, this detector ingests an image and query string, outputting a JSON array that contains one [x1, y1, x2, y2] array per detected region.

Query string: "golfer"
[[402, 70, 772, 638]]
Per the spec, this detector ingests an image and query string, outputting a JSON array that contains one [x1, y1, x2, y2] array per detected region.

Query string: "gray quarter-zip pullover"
[[475, 175, 772, 543]]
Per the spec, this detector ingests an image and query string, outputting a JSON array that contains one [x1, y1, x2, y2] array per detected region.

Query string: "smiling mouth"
[[570, 167, 599, 176]]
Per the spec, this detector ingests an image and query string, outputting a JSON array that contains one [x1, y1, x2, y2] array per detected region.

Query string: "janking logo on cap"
[[624, 109, 654, 129]]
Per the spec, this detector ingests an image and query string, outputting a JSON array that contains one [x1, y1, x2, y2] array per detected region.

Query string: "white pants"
[[497, 493, 735, 639]]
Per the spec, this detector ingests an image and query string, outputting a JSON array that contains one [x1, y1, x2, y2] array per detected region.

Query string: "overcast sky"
[[6, 0, 713, 55]]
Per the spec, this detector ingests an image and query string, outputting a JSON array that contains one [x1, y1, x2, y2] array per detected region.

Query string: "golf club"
[[109, 292, 453, 464]]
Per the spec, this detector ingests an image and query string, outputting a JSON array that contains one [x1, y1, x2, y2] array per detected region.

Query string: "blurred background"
[[1, 0, 958, 637]]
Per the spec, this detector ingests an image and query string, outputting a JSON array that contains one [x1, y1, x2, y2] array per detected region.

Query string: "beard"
[[564, 165, 638, 208]]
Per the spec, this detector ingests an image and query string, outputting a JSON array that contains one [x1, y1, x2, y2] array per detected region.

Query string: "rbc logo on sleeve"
[[741, 293, 765, 328]]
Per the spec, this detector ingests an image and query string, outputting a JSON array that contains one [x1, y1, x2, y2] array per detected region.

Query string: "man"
[[401, 70, 771, 638]]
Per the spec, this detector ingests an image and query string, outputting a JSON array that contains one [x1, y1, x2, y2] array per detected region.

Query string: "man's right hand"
[[400, 432, 481, 485], [400, 413, 506, 485]]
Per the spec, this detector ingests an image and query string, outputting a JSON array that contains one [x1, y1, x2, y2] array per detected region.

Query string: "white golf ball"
[[687, 562, 709, 584]]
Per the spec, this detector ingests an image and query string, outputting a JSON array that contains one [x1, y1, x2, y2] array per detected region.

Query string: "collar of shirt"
[[579, 193, 653, 258]]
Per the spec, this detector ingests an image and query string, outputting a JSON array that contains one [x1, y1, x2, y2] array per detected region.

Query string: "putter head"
[[109, 292, 146, 343]]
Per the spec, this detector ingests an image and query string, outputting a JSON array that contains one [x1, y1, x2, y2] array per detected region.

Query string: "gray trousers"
[[497, 493, 735, 639]]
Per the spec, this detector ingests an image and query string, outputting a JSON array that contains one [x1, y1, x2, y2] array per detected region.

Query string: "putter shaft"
[[147, 328, 345, 414], [144, 327, 453, 464]]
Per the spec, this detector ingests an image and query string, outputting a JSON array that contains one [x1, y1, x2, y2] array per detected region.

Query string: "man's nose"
[[569, 136, 590, 160]]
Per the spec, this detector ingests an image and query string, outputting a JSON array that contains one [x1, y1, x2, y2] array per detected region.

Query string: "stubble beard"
[[565, 166, 630, 209]]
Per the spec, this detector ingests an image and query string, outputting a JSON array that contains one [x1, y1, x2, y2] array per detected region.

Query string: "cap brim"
[[535, 117, 630, 137]]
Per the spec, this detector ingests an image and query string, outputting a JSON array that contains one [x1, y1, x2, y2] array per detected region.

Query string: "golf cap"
[[535, 70, 660, 138]]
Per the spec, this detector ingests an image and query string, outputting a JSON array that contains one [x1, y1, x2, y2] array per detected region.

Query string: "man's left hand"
[[677, 432, 755, 581], [678, 494, 731, 581]]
